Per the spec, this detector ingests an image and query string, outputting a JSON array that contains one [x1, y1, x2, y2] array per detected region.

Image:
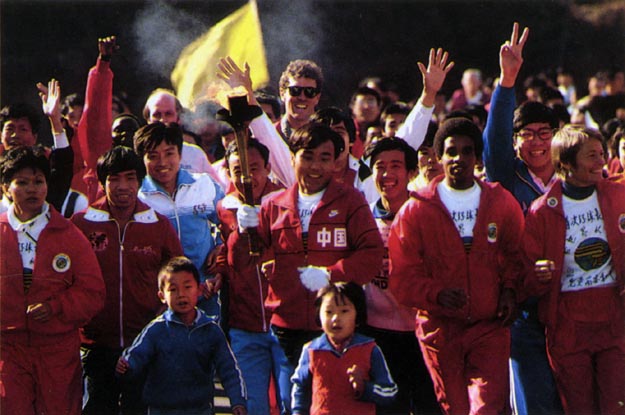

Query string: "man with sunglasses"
[[482, 23, 563, 415], [277, 59, 323, 140]]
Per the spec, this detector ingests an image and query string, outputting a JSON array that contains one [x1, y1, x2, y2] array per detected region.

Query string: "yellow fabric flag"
[[171, 0, 269, 108]]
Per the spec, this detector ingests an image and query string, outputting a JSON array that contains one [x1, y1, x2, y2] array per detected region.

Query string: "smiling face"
[[2, 167, 47, 222], [281, 77, 320, 129], [227, 147, 271, 203], [564, 138, 605, 187], [105, 169, 139, 211], [372, 149, 411, 206], [515, 122, 554, 174], [418, 146, 443, 182], [319, 292, 357, 350], [441, 135, 477, 190], [292, 140, 337, 195], [1, 117, 37, 150], [143, 141, 181, 194], [158, 270, 199, 325]]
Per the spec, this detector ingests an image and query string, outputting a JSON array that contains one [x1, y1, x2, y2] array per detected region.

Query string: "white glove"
[[237, 204, 260, 230], [298, 266, 330, 291]]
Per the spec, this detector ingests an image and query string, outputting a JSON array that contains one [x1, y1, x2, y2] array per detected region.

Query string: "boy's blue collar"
[[163, 307, 213, 326]]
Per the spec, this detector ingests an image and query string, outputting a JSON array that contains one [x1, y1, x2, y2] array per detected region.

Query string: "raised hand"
[[419, 48, 455, 107], [98, 35, 117, 58], [499, 22, 530, 88], [217, 56, 253, 93], [37, 78, 61, 120]]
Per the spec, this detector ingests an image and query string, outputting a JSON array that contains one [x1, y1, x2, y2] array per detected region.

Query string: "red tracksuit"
[[217, 181, 283, 332], [231, 179, 384, 331], [0, 208, 105, 415], [71, 198, 183, 348], [523, 180, 625, 415], [389, 177, 524, 415]]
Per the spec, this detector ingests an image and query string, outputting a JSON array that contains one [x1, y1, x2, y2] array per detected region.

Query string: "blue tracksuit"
[[482, 85, 563, 415], [120, 308, 246, 413]]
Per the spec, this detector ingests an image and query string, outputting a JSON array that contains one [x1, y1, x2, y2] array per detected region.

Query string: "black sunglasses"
[[287, 86, 320, 98]]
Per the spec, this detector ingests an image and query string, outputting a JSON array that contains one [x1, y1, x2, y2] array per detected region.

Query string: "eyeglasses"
[[516, 128, 554, 141], [287, 86, 320, 99]]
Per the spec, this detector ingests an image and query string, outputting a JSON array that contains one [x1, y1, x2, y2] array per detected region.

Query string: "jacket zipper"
[[117, 220, 132, 348], [255, 264, 267, 332]]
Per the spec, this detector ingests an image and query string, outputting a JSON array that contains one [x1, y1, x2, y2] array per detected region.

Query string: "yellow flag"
[[171, 0, 269, 108]]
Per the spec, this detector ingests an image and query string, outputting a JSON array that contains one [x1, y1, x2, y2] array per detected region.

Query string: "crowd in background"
[[2, 20, 625, 415]]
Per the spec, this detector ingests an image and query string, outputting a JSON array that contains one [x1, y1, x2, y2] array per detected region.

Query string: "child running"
[[116, 256, 247, 415], [291, 282, 397, 415]]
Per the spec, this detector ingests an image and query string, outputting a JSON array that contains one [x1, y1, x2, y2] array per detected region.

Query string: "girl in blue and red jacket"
[[291, 282, 397, 415]]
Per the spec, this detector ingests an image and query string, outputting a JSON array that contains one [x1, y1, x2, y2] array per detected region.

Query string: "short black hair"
[[96, 146, 146, 187], [0, 146, 50, 185], [255, 91, 281, 120], [434, 117, 483, 159], [418, 121, 439, 150], [0, 103, 41, 134], [289, 122, 344, 159], [381, 102, 411, 120], [61, 93, 85, 116], [224, 137, 270, 169], [158, 256, 200, 291], [315, 281, 367, 327], [540, 87, 564, 104], [464, 104, 488, 127], [364, 136, 418, 172], [513, 101, 559, 132], [350, 86, 382, 107], [133, 122, 183, 158], [310, 107, 357, 144]]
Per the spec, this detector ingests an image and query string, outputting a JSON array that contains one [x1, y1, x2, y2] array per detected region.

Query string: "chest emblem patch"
[[487, 223, 498, 243], [52, 253, 71, 273], [547, 197, 558, 208]]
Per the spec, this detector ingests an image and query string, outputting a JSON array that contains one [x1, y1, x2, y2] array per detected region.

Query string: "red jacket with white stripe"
[[72, 198, 182, 348], [231, 179, 384, 331], [389, 176, 524, 325], [1, 208, 105, 344], [217, 181, 283, 332]]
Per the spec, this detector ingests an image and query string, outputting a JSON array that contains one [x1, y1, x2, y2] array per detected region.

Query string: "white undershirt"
[[561, 192, 616, 292], [438, 181, 481, 249], [298, 189, 325, 233], [7, 202, 50, 272]]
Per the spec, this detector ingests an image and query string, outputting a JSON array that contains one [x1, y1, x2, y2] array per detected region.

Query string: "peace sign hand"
[[499, 22, 530, 88]]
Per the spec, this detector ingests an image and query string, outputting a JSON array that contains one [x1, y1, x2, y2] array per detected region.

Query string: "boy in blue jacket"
[[116, 256, 247, 415]]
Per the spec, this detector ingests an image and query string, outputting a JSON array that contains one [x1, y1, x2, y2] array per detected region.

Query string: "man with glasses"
[[482, 23, 563, 415], [277, 59, 323, 140]]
